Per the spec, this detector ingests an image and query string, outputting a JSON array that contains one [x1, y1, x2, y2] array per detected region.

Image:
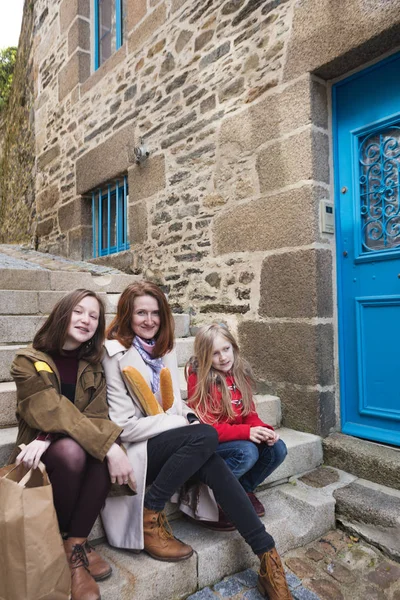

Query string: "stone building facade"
[[6, 0, 400, 439]]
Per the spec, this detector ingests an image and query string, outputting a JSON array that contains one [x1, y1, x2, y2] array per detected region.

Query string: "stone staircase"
[[0, 265, 335, 599]]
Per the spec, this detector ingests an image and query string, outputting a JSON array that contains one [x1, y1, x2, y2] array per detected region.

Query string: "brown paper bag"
[[0, 462, 71, 600]]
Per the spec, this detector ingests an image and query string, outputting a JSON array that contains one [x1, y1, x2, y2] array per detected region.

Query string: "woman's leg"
[[193, 452, 275, 556], [144, 424, 218, 510], [239, 439, 288, 493], [215, 440, 260, 480]]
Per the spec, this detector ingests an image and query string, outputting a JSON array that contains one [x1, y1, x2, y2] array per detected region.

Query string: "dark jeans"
[[42, 437, 110, 538], [216, 439, 288, 492], [145, 424, 275, 556]]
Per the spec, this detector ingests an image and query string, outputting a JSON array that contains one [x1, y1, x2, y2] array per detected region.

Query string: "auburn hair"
[[106, 281, 174, 358], [33, 289, 105, 363], [186, 323, 256, 423]]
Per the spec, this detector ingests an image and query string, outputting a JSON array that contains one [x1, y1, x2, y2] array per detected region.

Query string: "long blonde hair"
[[186, 323, 256, 423]]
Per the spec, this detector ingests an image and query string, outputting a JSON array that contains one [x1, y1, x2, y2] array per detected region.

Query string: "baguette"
[[160, 368, 174, 412], [122, 366, 163, 415]]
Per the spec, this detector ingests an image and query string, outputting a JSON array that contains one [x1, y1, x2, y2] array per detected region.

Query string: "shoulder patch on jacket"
[[34, 361, 53, 373]]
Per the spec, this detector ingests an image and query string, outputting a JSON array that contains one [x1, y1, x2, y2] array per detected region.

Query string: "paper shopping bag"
[[0, 462, 71, 600]]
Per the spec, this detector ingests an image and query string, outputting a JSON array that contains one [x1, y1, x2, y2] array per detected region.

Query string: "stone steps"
[[323, 433, 400, 491], [0, 268, 138, 292], [93, 481, 335, 600]]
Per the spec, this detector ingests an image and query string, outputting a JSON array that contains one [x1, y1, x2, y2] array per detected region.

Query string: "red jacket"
[[187, 372, 273, 443]]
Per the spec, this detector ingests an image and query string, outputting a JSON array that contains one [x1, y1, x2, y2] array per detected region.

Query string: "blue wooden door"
[[333, 53, 400, 447]]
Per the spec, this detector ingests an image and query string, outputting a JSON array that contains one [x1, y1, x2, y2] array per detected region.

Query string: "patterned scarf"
[[133, 336, 163, 394]]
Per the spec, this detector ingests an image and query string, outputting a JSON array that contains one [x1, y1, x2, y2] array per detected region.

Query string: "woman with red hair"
[[101, 282, 292, 600]]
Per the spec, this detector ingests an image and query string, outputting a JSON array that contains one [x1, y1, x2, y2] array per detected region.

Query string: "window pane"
[[99, 0, 116, 66]]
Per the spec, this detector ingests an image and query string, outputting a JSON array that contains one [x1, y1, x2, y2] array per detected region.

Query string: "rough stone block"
[[48, 271, 137, 293], [175, 337, 194, 367], [279, 385, 336, 437], [173, 313, 190, 338], [254, 394, 281, 428], [36, 218, 54, 238], [257, 128, 329, 193], [58, 197, 91, 233], [37, 145, 60, 171], [238, 321, 334, 386], [81, 45, 127, 96], [213, 185, 325, 255], [76, 123, 135, 194], [284, 0, 400, 81], [219, 76, 328, 154], [36, 185, 59, 213], [260, 249, 333, 318], [0, 291, 39, 315], [0, 427, 17, 467], [128, 201, 147, 245], [0, 382, 17, 428], [60, 0, 90, 33], [58, 51, 90, 101], [68, 226, 93, 260], [323, 433, 400, 491], [128, 154, 166, 203], [68, 17, 90, 55], [128, 2, 166, 54], [0, 346, 26, 383], [0, 269, 50, 291], [0, 316, 45, 344], [334, 479, 400, 560], [127, 0, 147, 32]]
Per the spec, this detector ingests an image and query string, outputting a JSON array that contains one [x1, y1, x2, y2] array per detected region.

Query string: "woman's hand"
[[15, 439, 51, 469], [106, 443, 137, 490]]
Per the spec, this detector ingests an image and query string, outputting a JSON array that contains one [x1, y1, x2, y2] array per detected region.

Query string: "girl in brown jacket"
[[10, 289, 135, 600]]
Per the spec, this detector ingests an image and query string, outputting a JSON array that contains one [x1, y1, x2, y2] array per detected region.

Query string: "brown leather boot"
[[85, 541, 112, 581], [257, 547, 293, 600], [143, 507, 193, 562], [63, 538, 101, 600]]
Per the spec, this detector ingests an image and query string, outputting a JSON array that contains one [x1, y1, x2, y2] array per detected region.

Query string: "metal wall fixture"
[[134, 138, 150, 165]]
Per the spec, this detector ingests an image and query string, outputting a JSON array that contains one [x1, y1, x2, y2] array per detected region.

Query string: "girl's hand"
[[249, 426, 268, 443], [15, 439, 51, 470], [106, 443, 136, 490], [261, 429, 280, 446]]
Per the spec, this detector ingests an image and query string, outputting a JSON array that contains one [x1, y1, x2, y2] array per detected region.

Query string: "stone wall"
[[0, 2, 35, 244], [25, 0, 400, 435]]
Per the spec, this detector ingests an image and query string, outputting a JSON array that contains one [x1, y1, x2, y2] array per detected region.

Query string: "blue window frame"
[[91, 177, 129, 257], [94, 0, 126, 70]]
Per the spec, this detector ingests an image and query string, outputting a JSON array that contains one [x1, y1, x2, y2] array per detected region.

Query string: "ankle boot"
[[85, 541, 112, 581], [63, 538, 101, 600], [257, 547, 293, 600], [143, 507, 193, 562]]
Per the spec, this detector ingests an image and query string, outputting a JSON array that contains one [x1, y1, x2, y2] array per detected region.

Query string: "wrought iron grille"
[[359, 125, 400, 252]]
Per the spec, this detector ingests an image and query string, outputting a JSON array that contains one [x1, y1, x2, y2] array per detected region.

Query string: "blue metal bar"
[[116, 0, 122, 49], [124, 175, 128, 248], [116, 180, 120, 251], [107, 184, 111, 254], [94, 0, 100, 70], [98, 189, 102, 255], [92, 192, 96, 257]]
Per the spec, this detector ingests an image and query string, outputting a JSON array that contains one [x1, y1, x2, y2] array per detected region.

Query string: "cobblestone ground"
[[187, 530, 400, 600], [0, 244, 121, 273]]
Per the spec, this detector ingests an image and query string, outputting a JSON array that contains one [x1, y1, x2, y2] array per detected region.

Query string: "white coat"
[[101, 339, 218, 550]]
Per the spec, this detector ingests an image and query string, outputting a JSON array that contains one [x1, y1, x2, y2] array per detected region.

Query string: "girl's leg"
[[239, 439, 288, 493], [215, 440, 259, 480], [144, 424, 218, 510]]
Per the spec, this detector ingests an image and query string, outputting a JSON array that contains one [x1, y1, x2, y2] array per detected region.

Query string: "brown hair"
[[186, 323, 256, 423], [106, 281, 174, 358], [33, 289, 105, 363]]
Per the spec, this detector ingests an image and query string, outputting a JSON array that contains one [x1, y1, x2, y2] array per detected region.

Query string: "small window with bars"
[[91, 177, 129, 257], [94, 0, 127, 70]]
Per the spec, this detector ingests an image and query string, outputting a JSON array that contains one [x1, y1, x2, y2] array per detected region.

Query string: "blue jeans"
[[215, 439, 288, 493]]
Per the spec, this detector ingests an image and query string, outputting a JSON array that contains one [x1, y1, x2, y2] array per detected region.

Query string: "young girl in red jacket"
[[186, 323, 287, 519]]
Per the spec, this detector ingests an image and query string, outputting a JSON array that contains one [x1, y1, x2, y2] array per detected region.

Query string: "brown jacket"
[[9, 347, 122, 464]]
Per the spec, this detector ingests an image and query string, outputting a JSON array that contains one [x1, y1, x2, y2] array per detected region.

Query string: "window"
[[91, 177, 129, 257], [94, 0, 127, 69]]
